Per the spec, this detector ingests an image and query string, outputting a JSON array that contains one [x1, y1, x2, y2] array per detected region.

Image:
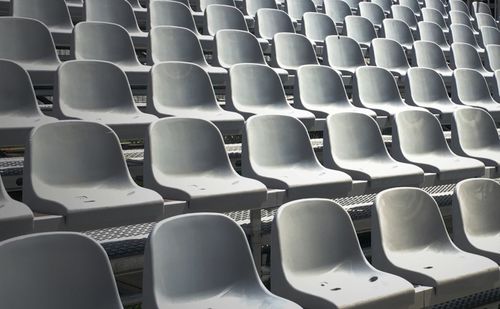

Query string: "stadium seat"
[[0, 232, 124, 309], [450, 23, 485, 55], [213, 29, 288, 81], [285, 0, 317, 25], [149, 26, 227, 86], [11, 0, 73, 47], [475, 12, 499, 30], [300, 12, 337, 47], [0, 60, 57, 147], [449, 0, 473, 21], [372, 188, 499, 301], [381, 18, 415, 51], [422, 8, 450, 36], [369, 38, 411, 77], [399, 0, 422, 19], [226, 63, 315, 127], [411, 41, 453, 83], [148, 0, 212, 51], [323, 35, 366, 75], [352, 67, 425, 116], [0, 175, 33, 242], [65, 0, 83, 22], [147, 61, 244, 133], [391, 110, 485, 181], [294, 65, 376, 117], [322, 0, 352, 27], [343, 15, 377, 49], [143, 118, 266, 212], [84, 0, 147, 49], [254, 8, 295, 41], [271, 32, 319, 76], [242, 115, 352, 200], [449, 10, 479, 37], [451, 107, 500, 167], [453, 178, 500, 264], [372, 0, 392, 16], [324, 112, 424, 188], [53, 60, 157, 139], [391, 5, 419, 33], [359, 2, 385, 30], [0, 17, 61, 89], [480, 25, 500, 47], [472, 1, 492, 18], [142, 214, 301, 309], [343, 0, 362, 14], [450, 43, 494, 79], [425, 0, 449, 20], [485, 44, 500, 71], [23, 121, 164, 229], [271, 199, 415, 308], [243, 0, 277, 16], [405, 67, 462, 122], [418, 21, 451, 55], [72, 22, 150, 87]]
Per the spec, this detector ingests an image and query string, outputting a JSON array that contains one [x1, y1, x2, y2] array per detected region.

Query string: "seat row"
[[2, 180, 500, 308]]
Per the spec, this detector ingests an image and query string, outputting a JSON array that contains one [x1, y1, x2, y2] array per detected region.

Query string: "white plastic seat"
[[370, 38, 411, 77], [255, 8, 295, 40], [244, 0, 277, 16], [405, 67, 463, 122], [0, 60, 57, 147], [381, 18, 415, 51], [0, 232, 124, 309], [425, 0, 449, 19], [449, 10, 479, 37], [475, 12, 499, 30], [323, 35, 366, 75], [73, 22, 150, 86], [343, 0, 362, 14], [495, 70, 500, 102], [294, 65, 377, 117], [227, 63, 315, 127], [372, 188, 499, 302], [453, 178, 500, 264], [391, 5, 419, 33], [472, 1, 492, 18], [449, 0, 473, 21], [391, 110, 485, 181], [352, 66, 425, 116], [149, 26, 227, 86], [480, 25, 500, 47], [23, 121, 164, 229], [0, 175, 33, 242], [372, 0, 392, 15], [271, 199, 415, 309], [418, 21, 451, 55], [84, 0, 147, 49], [400, 0, 422, 18], [242, 115, 352, 200], [54, 60, 157, 139], [300, 12, 337, 47], [323, 0, 352, 26], [0, 17, 61, 88], [485, 44, 500, 71], [147, 61, 244, 133], [343, 15, 377, 48], [285, 0, 317, 24], [271, 32, 319, 75], [450, 42, 494, 79], [149, 0, 213, 51], [451, 68, 500, 119], [143, 118, 266, 212], [324, 112, 424, 188], [451, 107, 500, 168], [359, 2, 385, 29], [422, 7, 450, 35], [142, 213, 301, 309], [450, 23, 485, 54], [11, 0, 74, 47]]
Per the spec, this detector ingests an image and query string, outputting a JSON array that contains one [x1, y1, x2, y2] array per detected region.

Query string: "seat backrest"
[[476, 12, 498, 29], [449, 10, 476, 30], [148, 61, 219, 110], [425, 0, 448, 17], [54, 60, 137, 116], [485, 44, 500, 71], [142, 214, 261, 308], [392, 109, 450, 155], [0, 232, 123, 309], [422, 7, 448, 31], [370, 38, 410, 70], [412, 40, 450, 70], [243, 114, 319, 167], [255, 8, 295, 40], [205, 4, 248, 36], [449, 0, 471, 16], [0, 17, 60, 64], [400, 0, 421, 15], [301, 12, 337, 42], [452, 68, 494, 102], [372, 0, 392, 12], [11, 0, 73, 30], [353, 66, 403, 104], [418, 21, 450, 48], [391, 5, 418, 29], [73, 22, 140, 64], [272, 32, 319, 68], [85, 0, 141, 33], [450, 23, 481, 49], [149, 26, 207, 65], [244, 0, 277, 16], [450, 42, 487, 71], [323, 0, 352, 25], [324, 35, 366, 69], [199, 0, 235, 11], [405, 67, 451, 104], [381, 18, 414, 47], [214, 29, 266, 67], [481, 26, 500, 47], [451, 107, 499, 151], [343, 15, 377, 44], [285, 0, 316, 21], [473, 1, 492, 15], [343, 0, 362, 11], [359, 1, 385, 26], [149, 0, 198, 33]]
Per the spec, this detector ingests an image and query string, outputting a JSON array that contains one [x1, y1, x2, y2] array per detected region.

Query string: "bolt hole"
[[369, 276, 378, 282], [320, 281, 328, 287], [424, 266, 433, 269], [330, 287, 341, 291]]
